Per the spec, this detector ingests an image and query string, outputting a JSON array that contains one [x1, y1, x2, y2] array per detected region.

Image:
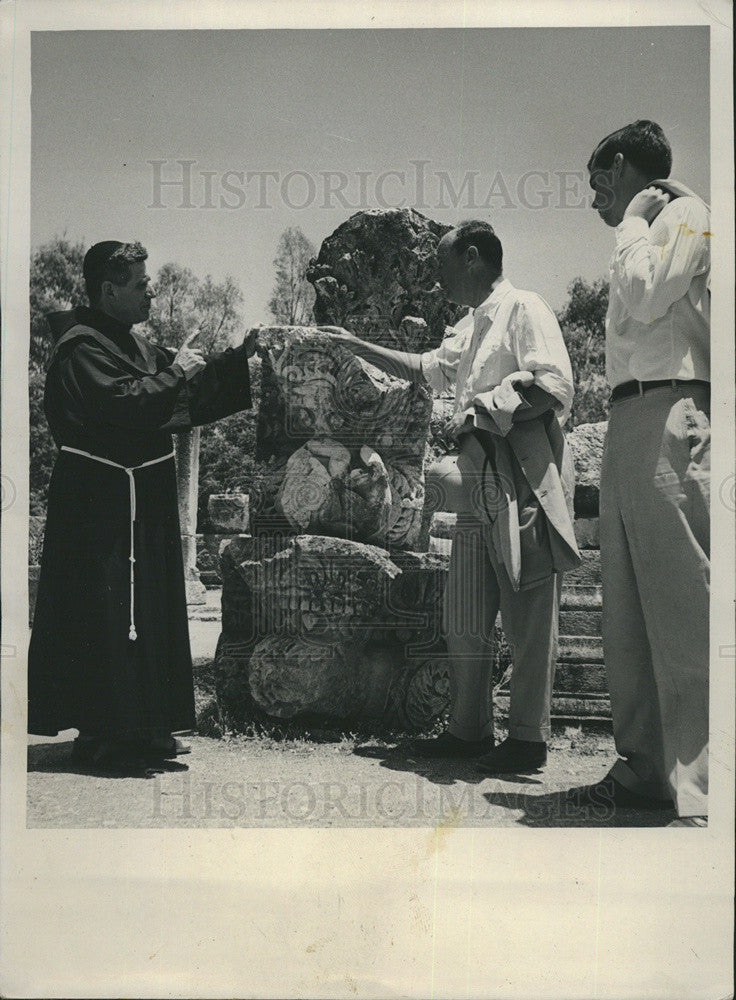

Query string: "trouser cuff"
[[448, 718, 494, 742], [508, 722, 550, 742], [608, 759, 671, 801]]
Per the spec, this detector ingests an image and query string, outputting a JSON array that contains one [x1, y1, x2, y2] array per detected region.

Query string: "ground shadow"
[[480, 783, 677, 828], [27, 740, 189, 780], [352, 741, 490, 787]]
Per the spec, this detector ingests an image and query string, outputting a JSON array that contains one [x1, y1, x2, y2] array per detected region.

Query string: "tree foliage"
[[197, 357, 262, 528], [145, 264, 243, 354], [29, 238, 87, 514], [30, 237, 86, 371], [268, 226, 316, 325], [557, 276, 610, 426]]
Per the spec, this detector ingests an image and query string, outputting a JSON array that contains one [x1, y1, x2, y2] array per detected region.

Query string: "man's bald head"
[[437, 220, 503, 308]]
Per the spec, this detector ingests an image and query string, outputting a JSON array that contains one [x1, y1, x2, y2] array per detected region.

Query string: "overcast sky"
[[31, 27, 709, 327]]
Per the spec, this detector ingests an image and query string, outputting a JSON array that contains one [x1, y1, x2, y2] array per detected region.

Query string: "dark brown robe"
[[28, 306, 251, 739]]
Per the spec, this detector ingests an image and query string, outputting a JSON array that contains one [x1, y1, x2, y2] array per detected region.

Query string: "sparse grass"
[[194, 659, 611, 756]]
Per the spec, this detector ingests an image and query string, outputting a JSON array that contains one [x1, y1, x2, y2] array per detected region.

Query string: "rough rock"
[[278, 439, 392, 541], [248, 637, 452, 729], [213, 534, 294, 730], [403, 657, 451, 730], [574, 517, 600, 550], [429, 511, 457, 539], [385, 550, 447, 645], [207, 493, 249, 533], [212, 537, 455, 730], [253, 326, 432, 548], [238, 534, 401, 644], [567, 421, 607, 517], [306, 208, 464, 352], [248, 635, 361, 719], [196, 532, 251, 586], [217, 534, 297, 639]]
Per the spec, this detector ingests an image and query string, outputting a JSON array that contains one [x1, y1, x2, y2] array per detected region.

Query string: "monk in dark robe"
[[28, 240, 256, 773]]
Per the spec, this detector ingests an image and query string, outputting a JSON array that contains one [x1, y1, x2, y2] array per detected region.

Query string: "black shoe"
[[412, 732, 494, 759], [667, 815, 707, 827], [476, 737, 547, 774], [566, 776, 674, 812], [71, 737, 156, 776]]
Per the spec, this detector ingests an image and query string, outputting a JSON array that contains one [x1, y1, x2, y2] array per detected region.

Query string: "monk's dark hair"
[[452, 220, 503, 275], [587, 120, 672, 180], [83, 241, 148, 305]]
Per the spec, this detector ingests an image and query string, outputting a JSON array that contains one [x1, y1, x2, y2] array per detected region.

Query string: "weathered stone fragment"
[[212, 535, 455, 729], [239, 534, 401, 644], [567, 421, 607, 517], [306, 207, 463, 351], [174, 428, 206, 604], [574, 517, 600, 550], [277, 440, 392, 542], [249, 635, 361, 719], [207, 493, 249, 533], [404, 657, 451, 730], [253, 326, 432, 548]]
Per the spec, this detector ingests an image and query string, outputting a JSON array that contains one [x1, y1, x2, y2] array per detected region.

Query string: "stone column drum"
[[213, 208, 465, 731], [174, 427, 207, 605]]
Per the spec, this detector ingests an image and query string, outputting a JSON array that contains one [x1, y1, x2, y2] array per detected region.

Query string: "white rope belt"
[[61, 445, 176, 642]]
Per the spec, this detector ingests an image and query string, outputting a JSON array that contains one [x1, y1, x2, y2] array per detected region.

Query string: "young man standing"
[[584, 121, 710, 825], [322, 221, 579, 772]]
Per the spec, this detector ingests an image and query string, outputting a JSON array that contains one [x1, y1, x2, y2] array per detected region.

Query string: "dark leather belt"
[[610, 378, 710, 403]]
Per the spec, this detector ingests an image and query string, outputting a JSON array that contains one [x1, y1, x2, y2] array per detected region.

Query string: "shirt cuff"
[[471, 381, 526, 437], [420, 350, 447, 393], [532, 371, 573, 421], [615, 216, 649, 245]]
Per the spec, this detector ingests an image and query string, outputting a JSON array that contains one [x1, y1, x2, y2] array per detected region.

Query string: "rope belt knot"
[[60, 445, 176, 641]]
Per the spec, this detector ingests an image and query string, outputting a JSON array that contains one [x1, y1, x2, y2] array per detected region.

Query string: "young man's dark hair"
[[587, 119, 672, 179], [83, 240, 148, 305], [452, 220, 503, 275]]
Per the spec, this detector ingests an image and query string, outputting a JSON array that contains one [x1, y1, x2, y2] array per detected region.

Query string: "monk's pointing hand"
[[243, 327, 259, 358], [174, 345, 207, 380]]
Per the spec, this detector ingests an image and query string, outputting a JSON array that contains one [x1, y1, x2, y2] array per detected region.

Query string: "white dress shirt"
[[606, 184, 710, 388], [421, 277, 574, 432]]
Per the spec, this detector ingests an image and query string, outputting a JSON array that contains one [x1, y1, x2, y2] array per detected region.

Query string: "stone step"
[[495, 692, 611, 722], [554, 661, 608, 693], [564, 550, 601, 587], [561, 584, 602, 609], [498, 662, 608, 696], [559, 609, 603, 637], [574, 517, 600, 550], [557, 635, 604, 663]]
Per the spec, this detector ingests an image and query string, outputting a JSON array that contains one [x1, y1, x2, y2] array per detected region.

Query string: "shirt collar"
[[473, 277, 514, 320]]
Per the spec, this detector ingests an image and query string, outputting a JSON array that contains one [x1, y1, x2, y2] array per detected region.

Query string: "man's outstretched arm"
[[318, 326, 425, 384]]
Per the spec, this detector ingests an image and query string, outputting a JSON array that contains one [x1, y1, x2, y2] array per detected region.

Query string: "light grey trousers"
[[600, 384, 710, 817], [427, 436, 560, 743]]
